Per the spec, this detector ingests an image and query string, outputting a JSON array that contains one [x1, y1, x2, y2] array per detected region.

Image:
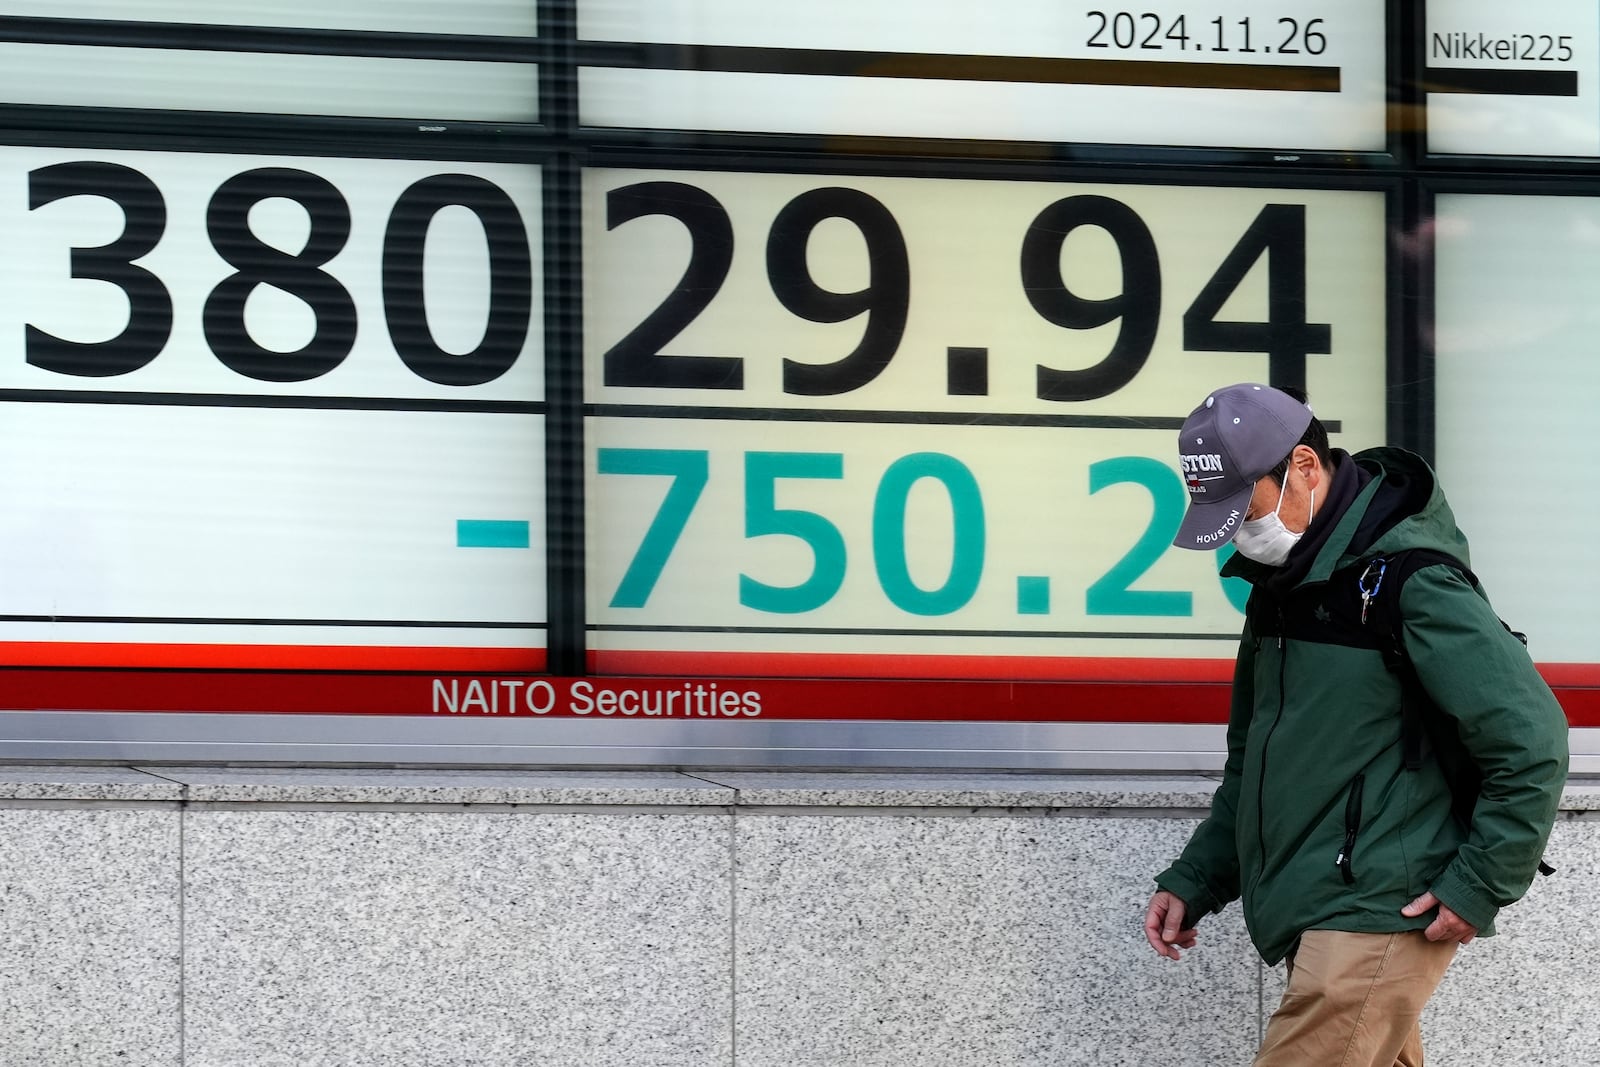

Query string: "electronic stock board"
[[0, 1, 1593, 767]]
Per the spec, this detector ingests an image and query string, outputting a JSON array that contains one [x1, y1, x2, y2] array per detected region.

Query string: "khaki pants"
[[1254, 930, 1458, 1067]]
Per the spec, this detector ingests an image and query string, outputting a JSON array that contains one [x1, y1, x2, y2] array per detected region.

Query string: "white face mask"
[[1233, 476, 1316, 566]]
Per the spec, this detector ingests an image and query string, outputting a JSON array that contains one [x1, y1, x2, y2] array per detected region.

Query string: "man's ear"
[[1293, 445, 1322, 490]]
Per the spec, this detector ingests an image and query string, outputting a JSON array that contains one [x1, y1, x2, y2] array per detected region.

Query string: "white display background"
[[578, 0, 1386, 150], [1425, 0, 1598, 157], [1434, 193, 1600, 662], [4, 1, 538, 37], [588, 418, 1265, 662], [0, 44, 539, 122], [0, 146, 543, 402], [585, 169, 1389, 666], [584, 169, 1387, 419], [0, 145, 548, 663], [0, 406, 546, 647]]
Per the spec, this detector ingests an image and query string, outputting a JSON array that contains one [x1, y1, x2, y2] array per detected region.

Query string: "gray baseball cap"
[[1173, 383, 1312, 550]]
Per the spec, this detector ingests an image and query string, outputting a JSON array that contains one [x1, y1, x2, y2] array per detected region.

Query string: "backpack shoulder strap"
[[1360, 548, 1475, 770]]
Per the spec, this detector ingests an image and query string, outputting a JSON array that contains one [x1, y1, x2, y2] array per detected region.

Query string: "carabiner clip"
[[1358, 558, 1388, 600], [1358, 558, 1387, 626]]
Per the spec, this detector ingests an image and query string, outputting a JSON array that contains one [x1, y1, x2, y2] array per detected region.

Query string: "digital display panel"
[[2, 1, 538, 36], [0, 6, 1591, 767], [583, 168, 1388, 679], [1424, 0, 1597, 157], [0, 6, 539, 123], [1432, 193, 1600, 681], [577, 0, 1388, 151], [0, 46, 540, 123], [0, 146, 547, 675]]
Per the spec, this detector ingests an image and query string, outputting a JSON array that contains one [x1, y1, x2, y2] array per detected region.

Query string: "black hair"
[[1264, 386, 1331, 484]]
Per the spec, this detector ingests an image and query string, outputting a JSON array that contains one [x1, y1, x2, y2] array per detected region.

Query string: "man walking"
[[1143, 383, 1567, 1065]]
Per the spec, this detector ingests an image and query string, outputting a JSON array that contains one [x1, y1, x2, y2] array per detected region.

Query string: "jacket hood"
[[1332, 446, 1472, 572]]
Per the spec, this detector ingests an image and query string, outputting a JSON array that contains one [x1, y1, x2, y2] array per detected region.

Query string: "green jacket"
[[1156, 447, 1569, 965]]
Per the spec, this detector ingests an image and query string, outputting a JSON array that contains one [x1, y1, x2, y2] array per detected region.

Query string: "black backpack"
[[1354, 548, 1556, 878], [1244, 547, 1555, 878]]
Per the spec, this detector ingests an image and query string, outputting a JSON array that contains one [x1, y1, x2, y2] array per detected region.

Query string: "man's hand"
[[1144, 889, 1199, 960], [1401, 890, 1478, 944]]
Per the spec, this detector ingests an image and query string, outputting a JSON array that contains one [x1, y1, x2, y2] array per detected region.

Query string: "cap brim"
[[1173, 481, 1254, 550]]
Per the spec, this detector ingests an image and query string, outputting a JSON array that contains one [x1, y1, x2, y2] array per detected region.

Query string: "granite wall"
[[0, 767, 1592, 1067]]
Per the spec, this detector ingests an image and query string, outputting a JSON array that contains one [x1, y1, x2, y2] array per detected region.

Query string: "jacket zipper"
[[1335, 774, 1364, 885], [1252, 610, 1288, 899]]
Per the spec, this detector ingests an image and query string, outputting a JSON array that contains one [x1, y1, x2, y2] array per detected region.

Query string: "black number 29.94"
[[603, 180, 1332, 399]]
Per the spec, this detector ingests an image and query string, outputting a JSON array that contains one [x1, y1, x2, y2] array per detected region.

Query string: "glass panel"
[[3, 0, 538, 37], [0, 44, 538, 122]]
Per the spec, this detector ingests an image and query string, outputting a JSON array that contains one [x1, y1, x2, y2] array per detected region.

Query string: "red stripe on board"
[[0, 642, 545, 672], [1558, 686, 1600, 725], [0, 669, 1592, 726], [588, 650, 1239, 682], [0, 670, 1230, 721], [1534, 663, 1600, 687]]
